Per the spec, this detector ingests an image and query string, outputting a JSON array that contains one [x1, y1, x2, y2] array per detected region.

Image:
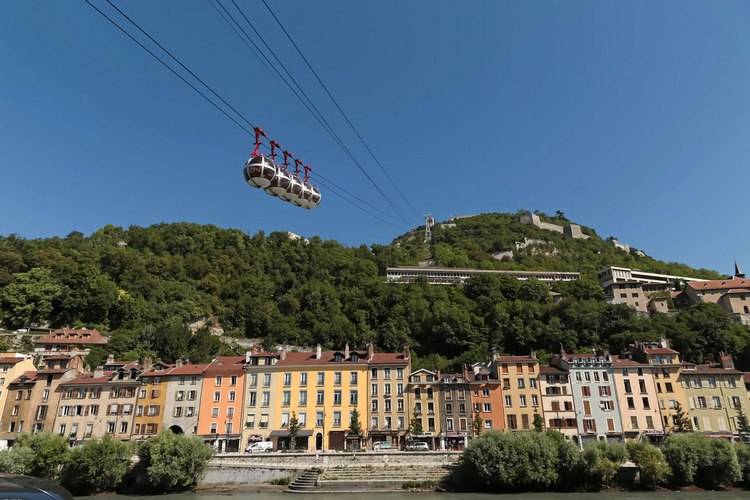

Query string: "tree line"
[[1, 219, 748, 371]]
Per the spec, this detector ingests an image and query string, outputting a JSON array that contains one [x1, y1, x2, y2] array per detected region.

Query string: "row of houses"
[[1, 338, 749, 452]]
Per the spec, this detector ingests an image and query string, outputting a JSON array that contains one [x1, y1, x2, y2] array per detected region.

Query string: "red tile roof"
[[37, 368, 68, 375], [34, 328, 106, 345], [369, 353, 409, 365], [0, 357, 26, 365], [169, 363, 210, 376], [540, 365, 567, 374], [62, 373, 115, 386], [724, 289, 750, 294], [612, 358, 645, 367], [686, 279, 750, 292], [204, 356, 246, 374], [681, 363, 743, 375], [496, 356, 539, 363], [10, 371, 38, 384], [46, 355, 74, 361], [276, 351, 368, 366], [643, 348, 679, 355]]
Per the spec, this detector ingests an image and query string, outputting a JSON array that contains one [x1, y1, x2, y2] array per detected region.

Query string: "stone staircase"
[[287, 468, 322, 492], [316, 464, 454, 491]]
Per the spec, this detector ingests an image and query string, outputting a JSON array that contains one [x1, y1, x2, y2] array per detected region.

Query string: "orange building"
[[197, 356, 246, 453], [132, 358, 173, 440], [466, 363, 505, 435], [491, 354, 542, 431]]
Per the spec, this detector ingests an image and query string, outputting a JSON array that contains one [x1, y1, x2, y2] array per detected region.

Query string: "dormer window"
[[334, 353, 343, 362], [351, 353, 359, 362]]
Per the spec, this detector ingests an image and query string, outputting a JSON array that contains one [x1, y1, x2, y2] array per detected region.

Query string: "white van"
[[246, 441, 273, 453]]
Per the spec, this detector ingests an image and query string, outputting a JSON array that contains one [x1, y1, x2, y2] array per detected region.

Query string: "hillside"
[[393, 212, 722, 280], [0, 214, 747, 370]]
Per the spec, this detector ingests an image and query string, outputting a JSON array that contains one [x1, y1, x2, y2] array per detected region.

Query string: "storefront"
[[444, 432, 468, 451], [269, 429, 313, 451]]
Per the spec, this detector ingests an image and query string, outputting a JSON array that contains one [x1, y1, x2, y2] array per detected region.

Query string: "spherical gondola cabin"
[[281, 175, 302, 203], [308, 186, 321, 209], [264, 167, 292, 198], [298, 182, 314, 209], [243, 155, 276, 189]]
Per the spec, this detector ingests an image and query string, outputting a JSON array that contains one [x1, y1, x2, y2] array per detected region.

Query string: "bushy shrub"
[[460, 431, 582, 492], [138, 430, 214, 492], [0, 432, 70, 480], [580, 441, 627, 489], [627, 441, 670, 490], [662, 434, 740, 489], [60, 435, 134, 495], [736, 444, 750, 484]]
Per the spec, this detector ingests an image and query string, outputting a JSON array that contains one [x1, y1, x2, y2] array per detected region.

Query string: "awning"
[[269, 430, 314, 437]]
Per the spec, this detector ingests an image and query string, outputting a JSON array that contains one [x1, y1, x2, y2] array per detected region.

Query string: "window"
[[174, 407, 183, 417], [397, 399, 404, 412], [334, 372, 342, 386], [458, 389, 465, 400], [260, 413, 269, 429], [446, 418, 454, 431], [529, 378, 537, 389], [584, 372, 591, 382], [210, 422, 218, 434], [333, 390, 342, 405], [459, 402, 466, 414], [263, 374, 271, 387], [371, 384, 378, 396], [249, 374, 258, 387], [230, 375, 237, 386], [646, 416, 654, 429], [581, 386, 591, 397], [317, 372, 325, 386], [697, 396, 707, 408], [484, 420, 493, 429], [397, 368, 404, 379], [504, 395, 512, 407], [531, 395, 538, 407], [212, 407, 219, 418], [298, 412, 307, 427], [519, 396, 526, 407], [371, 368, 378, 380], [262, 391, 270, 407], [215, 376, 222, 386], [507, 414, 517, 430], [300, 373, 307, 386], [712, 396, 722, 409], [119, 422, 128, 434], [483, 402, 492, 412], [350, 372, 358, 384], [601, 400, 614, 411], [371, 417, 378, 429], [397, 383, 404, 395], [385, 384, 392, 395], [281, 412, 290, 428], [384, 368, 391, 379], [639, 380, 647, 393], [642, 397, 650, 410], [446, 403, 453, 414], [350, 390, 358, 405], [593, 372, 600, 382], [316, 391, 324, 405], [283, 391, 291, 406], [283, 373, 291, 386], [248, 392, 257, 407], [627, 397, 635, 409], [665, 382, 673, 393], [229, 391, 236, 402], [624, 380, 632, 393], [427, 402, 434, 414], [186, 406, 195, 417], [176, 390, 184, 401], [213, 391, 221, 402], [518, 379, 525, 389], [299, 390, 307, 406], [371, 400, 380, 412], [333, 411, 342, 427], [414, 388, 421, 399]]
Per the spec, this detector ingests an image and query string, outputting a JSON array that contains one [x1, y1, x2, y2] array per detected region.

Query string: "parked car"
[[246, 441, 273, 453], [372, 441, 392, 451], [405, 441, 429, 451]]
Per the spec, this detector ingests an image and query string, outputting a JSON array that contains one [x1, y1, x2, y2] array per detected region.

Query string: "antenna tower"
[[424, 214, 435, 243]]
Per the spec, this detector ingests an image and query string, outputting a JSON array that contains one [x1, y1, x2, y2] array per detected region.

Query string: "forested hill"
[[1, 214, 747, 371]]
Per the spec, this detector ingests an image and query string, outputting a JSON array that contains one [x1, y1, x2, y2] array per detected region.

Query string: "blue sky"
[[1, 1, 748, 274]]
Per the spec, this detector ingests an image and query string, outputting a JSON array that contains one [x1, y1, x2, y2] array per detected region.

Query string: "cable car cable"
[[84, 0, 409, 227], [82, 0, 253, 135], [105, 0, 256, 132], [259, 0, 420, 219], [226, 0, 412, 227]]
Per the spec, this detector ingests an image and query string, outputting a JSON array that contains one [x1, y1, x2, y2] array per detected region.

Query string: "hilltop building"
[[33, 329, 106, 365], [386, 267, 579, 286]]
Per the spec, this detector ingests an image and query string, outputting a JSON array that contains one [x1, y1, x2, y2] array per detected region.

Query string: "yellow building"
[[245, 344, 369, 451], [406, 368, 441, 449], [491, 354, 541, 431], [627, 340, 689, 432], [0, 354, 36, 432], [680, 354, 746, 436], [367, 347, 412, 450]]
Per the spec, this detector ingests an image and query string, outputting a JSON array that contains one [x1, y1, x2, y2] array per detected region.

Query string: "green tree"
[[138, 430, 214, 492], [288, 412, 300, 452], [627, 441, 670, 490], [472, 412, 484, 437], [60, 435, 133, 495], [662, 433, 741, 488], [581, 441, 627, 489], [533, 408, 544, 432], [6, 432, 70, 480], [736, 406, 750, 439], [409, 408, 423, 435], [672, 402, 692, 432], [348, 409, 363, 450], [0, 268, 67, 328]]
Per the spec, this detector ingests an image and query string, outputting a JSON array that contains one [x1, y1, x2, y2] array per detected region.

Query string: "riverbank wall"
[[201, 451, 461, 485]]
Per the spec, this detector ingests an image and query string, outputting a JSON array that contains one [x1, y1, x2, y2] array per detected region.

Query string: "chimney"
[[435, 367, 441, 380], [143, 356, 153, 372], [719, 352, 735, 370], [94, 366, 104, 378], [316, 344, 322, 360], [344, 342, 350, 359], [366, 342, 374, 362], [280, 348, 287, 361], [176, 358, 184, 368], [251, 345, 261, 355], [659, 337, 668, 349], [531, 350, 537, 360], [473, 364, 480, 375], [106, 354, 114, 365], [462, 364, 469, 380], [403, 345, 410, 360]]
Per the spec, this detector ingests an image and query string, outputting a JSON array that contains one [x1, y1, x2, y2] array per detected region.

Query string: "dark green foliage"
[[662, 433, 741, 489], [627, 441, 670, 490], [460, 431, 581, 492], [580, 441, 628, 489], [0, 218, 746, 369], [60, 435, 133, 495], [0, 432, 70, 480], [137, 430, 214, 492], [737, 444, 750, 484]]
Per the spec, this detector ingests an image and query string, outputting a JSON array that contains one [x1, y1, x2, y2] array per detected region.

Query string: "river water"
[[79, 491, 748, 500]]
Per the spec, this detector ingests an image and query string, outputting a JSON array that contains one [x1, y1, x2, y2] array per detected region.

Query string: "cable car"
[[308, 186, 321, 209], [264, 166, 292, 198], [298, 182, 314, 209], [243, 155, 276, 189], [281, 175, 303, 203]]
